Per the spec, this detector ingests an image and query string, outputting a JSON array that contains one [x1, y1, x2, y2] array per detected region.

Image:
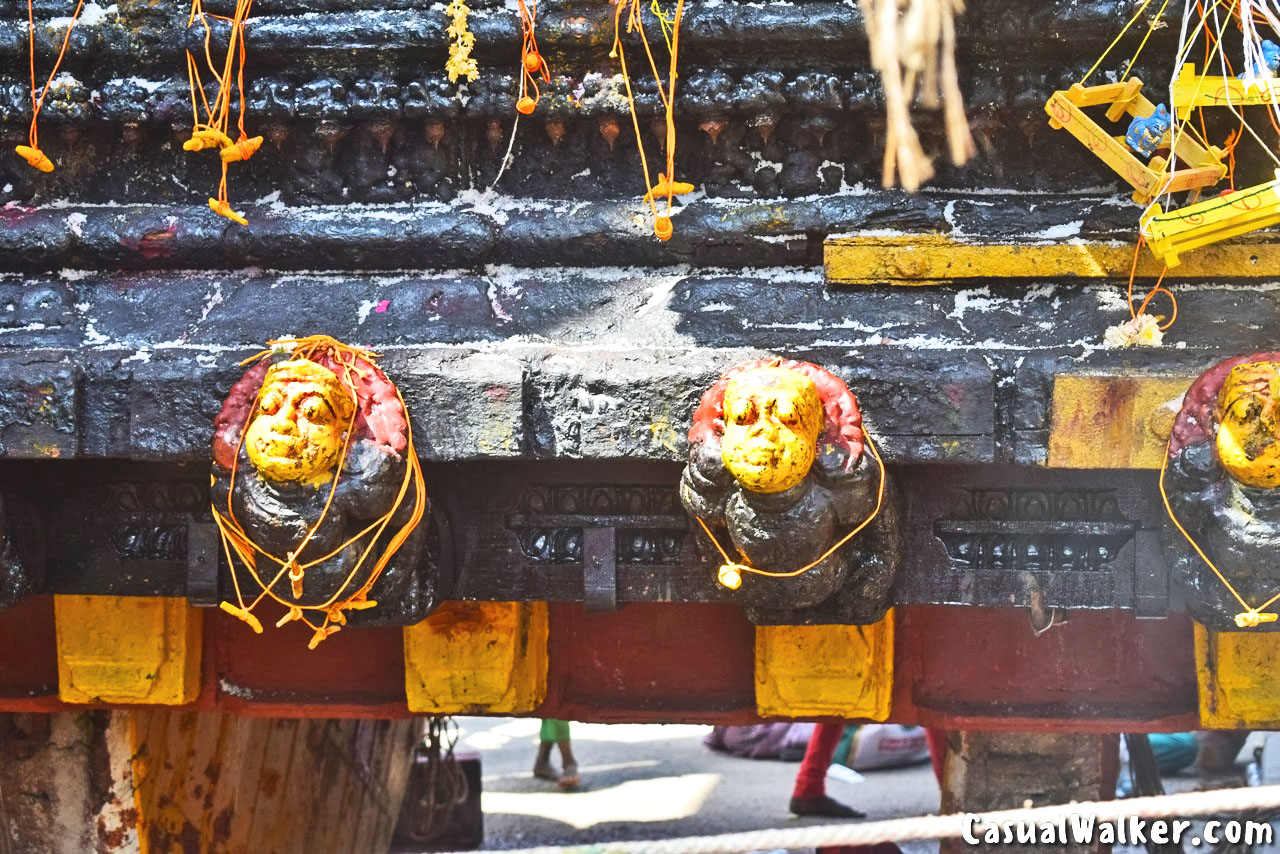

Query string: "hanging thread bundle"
[[859, 0, 974, 191]]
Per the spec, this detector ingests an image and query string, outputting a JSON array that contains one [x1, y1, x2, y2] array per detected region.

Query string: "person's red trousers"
[[807, 725, 946, 854]]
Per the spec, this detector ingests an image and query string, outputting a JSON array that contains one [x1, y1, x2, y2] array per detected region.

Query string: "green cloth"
[[540, 719, 571, 743], [833, 724, 857, 767]]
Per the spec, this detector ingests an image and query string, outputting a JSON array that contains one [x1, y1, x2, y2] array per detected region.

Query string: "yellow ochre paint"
[[755, 612, 894, 719], [245, 359, 355, 485], [1196, 623, 1280, 728], [404, 601, 548, 714], [720, 366, 823, 494], [55, 596, 202, 705], [824, 236, 1280, 286]]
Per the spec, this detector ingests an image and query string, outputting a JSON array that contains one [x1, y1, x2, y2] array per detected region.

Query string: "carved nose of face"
[[269, 412, 300, 436], [750, 416, 781, 441]]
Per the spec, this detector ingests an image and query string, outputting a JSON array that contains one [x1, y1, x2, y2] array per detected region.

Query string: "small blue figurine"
[[1126, 104, 1171, 158], [1242, 39, 1280, 79]]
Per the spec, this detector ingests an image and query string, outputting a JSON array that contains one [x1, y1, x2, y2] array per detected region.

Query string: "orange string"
[[1126, 237, 1179, 331], [611, 0, 685, 236], [1159, 438, 1280, 623], [186, 0, 255, 215], [22, 0, 86, 159], [516, 0, 549, 111]]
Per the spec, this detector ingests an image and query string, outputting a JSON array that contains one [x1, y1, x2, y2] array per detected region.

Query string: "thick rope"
[[440, 784, 1280, 854]]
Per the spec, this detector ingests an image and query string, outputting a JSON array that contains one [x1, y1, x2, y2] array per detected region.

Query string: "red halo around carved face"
[[688, 358, 865, 469], [212, 350, 409, 474]]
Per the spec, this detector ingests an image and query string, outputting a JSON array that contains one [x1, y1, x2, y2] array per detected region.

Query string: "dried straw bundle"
[[860, 0, 975, 191]]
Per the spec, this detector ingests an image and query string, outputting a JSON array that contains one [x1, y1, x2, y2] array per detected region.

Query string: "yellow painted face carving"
[[245, 359, 356, 485], [720, 367, 823, 494], [1215, 362, 1280, 488]]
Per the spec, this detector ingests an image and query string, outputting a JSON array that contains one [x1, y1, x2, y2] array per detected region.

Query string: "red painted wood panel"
[[0, 598, 1203, 730], [209, 602, 411, 718], [544, 602, 759, 723], [0, 596, 58, 711], [895, 606, 1199, 733]]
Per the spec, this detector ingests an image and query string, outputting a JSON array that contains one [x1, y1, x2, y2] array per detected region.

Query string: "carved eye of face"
[[259, 389, 284, 416], [775, 397, 801, 428], [298, 394, 334, 426], [731, 398, 758, 426], [1231, 396, 1260, 423]]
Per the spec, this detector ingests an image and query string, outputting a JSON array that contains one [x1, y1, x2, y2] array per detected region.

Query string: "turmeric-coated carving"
[[680, 359, 899, 624], [211, 336, 430, 647], [720, 366, 824, 495], [244, 359, 356, 485], [1163, 352, 1280, 630]]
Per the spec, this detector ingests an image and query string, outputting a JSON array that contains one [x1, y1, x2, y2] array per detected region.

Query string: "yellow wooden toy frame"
[[1046, 79, 1227, 205], [1141, 174, 1280, 268], [1171, 61, 1280, 117]]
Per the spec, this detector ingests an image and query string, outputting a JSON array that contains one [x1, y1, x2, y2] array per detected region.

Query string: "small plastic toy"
[[1125, 103, 1172, 158], [1243, 38, 1280, 79], [1045, 79, 1226, 205]]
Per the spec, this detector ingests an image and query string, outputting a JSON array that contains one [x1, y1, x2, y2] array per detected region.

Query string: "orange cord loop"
[[14, 144, 52, 172], [20, 0, 87, 171], [611, 0, 687, 238], [186, 0, 255, 224], [208, 197, 248, 226], [219, 135, 262, 163]]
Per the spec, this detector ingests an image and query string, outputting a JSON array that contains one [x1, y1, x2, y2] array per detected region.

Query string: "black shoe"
[[789, 795, 865, 819]]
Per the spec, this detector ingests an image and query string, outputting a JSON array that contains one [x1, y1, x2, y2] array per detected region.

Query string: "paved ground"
[[450, 717, 940, 853], [419, 720, 1280, 854]]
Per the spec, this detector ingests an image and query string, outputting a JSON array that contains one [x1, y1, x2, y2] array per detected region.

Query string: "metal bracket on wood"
[[583, 527, 617, 612], [186, 522, 220, 606]]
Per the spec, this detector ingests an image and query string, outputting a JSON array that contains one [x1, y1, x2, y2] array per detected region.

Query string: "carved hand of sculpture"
[[680, 358, 898, 623]]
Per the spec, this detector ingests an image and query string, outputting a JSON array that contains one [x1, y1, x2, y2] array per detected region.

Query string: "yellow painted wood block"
[[824, 235, 1280, 286], [404, 600, 548, 714], [1048, 375, 1197, 469], [755, 611, 893, 719], [1195, 623, 1280, 728], [55, 596, 202, 705], [1142, 178, 1280, 268]]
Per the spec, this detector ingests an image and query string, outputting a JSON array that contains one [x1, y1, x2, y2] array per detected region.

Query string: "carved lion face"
[[1215, 361, 1280, 489], [244, 359, 356, 485], [720, 366, 823, 494]]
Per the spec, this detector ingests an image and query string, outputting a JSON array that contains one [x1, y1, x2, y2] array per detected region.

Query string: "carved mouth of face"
[[738, 443, 786, 467]]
